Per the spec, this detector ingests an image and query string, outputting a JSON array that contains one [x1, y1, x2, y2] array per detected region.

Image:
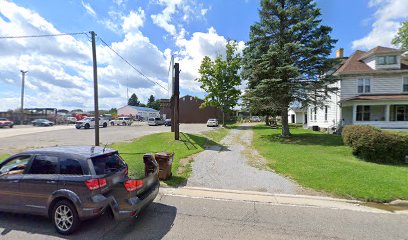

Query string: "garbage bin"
[[154, 152, 174, 180], [143, 153, 158, 176]]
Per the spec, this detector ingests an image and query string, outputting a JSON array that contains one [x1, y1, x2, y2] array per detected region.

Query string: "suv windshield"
[[91, 153, 126, 175]]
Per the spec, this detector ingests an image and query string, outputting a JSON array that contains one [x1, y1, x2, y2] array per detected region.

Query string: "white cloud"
[[352, 0, 408, 50], [150, 0, 209, 37], [81, 0, 96, 17], [0, 0, 242, 111]]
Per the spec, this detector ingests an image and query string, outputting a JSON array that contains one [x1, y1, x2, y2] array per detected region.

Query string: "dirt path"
[[187, 125, 313, 195]]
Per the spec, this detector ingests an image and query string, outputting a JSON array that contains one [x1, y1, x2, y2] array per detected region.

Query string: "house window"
[[314, 107, 317, 121], [324, 106, 328, 121], [356, 106, 370, 121], [395, 106, 408, 121], [403, 77, 408, 92], [376, 55, 397, 65], [358, 78, 370, 93]]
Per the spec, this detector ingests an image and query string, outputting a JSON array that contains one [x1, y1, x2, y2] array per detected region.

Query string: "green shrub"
[[342, 125, 408, 164]]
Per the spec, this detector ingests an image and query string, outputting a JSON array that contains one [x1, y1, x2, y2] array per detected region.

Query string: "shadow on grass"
[[163, 175, 188, 187], [255, 125, 344, 147], [186, 132, 230, 152]]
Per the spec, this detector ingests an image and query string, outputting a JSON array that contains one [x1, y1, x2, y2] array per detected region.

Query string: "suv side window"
[[28, 155, 58, 174], [60, 159, 83, 175], [0, 155, 31, 176]]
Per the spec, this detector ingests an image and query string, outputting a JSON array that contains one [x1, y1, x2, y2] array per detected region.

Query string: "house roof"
[[358, 46, 403, 61], [341, 94, 408, 102], [128, 106, 159, 112], [334, 46, 408, 76]]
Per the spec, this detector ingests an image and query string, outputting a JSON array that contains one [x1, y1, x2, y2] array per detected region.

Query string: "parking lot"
[[0, 123, 213, 155]]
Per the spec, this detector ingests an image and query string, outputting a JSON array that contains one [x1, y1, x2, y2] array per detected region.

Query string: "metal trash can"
[[154, 152, 174, 180], [143, 153, 158, 176]]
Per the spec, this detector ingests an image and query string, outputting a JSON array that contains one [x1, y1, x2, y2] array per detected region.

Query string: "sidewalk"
[[161, 186, 408, 214]]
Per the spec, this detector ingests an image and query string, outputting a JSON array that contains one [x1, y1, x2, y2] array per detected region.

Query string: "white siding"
[[341, 74, 406, 100], [363, 56, 376, 70], [307, 82, 341, 128]]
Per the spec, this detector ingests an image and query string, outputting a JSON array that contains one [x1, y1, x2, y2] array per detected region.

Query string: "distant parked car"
[[0, 146, 159, 235], [0, 118, 14, 128], [75, 117, 108, 129], [207, 119, 219, 127], [110, 117, 133, 126], [148, 117, 165, 126], [250, 116, 261, 122], [164, 119, 172, 126], [32, 119, 54, 127]]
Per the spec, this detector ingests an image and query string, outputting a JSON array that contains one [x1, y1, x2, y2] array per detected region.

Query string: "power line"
[[98, 36, 168, 91], [0, 32, 86, 39]]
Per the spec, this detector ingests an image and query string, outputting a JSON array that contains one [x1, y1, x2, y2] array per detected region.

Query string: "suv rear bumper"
[[78, 181, 160, 221]]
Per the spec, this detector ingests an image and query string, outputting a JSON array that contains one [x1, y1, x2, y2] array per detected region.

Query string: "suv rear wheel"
[[52, 200, 80, 235], [84, 123, 90, 129]]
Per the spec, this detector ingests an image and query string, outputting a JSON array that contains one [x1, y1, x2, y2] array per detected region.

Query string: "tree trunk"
[[281, 108, 291, 137], [222, 110, 226, 127], [265, 115, 270, 126]]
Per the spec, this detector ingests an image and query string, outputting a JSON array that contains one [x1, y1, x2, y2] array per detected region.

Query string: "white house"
[[117, 106, 160, 120], [288, 107, 307, 124], [308, 46, 408, 130]]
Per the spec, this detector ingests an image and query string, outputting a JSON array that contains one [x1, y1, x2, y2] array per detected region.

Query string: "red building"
[[160, 95, 221, 123]]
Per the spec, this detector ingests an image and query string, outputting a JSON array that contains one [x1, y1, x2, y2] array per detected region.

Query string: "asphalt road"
[[0, 123, 213, 155], [0, 188, 407, 240]]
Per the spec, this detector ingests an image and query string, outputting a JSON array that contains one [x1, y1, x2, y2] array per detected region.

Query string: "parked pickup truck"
[[75, 117, 109, 129], [110, 117, 133, 126], [0, 118, 14, 128]]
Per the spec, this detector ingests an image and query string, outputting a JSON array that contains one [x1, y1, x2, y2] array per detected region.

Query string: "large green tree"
[[147, 95, 161, 110], [196, 41, 242, 126], [128, 93, 140, 106], [242, 0, 337, 136], [392, 21, 408, 51]]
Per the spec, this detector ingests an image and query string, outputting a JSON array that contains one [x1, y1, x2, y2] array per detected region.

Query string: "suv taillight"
[[85, 178, 107, 191], [124, 180, 143, 192]]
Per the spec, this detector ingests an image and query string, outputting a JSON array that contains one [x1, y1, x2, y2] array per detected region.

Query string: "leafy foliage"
[[343, 125, 408, 164], [147, 95, 161, 110], [242, 0, 338, 136], [392, 21, 408, 51], [196, 41, 242, 126], [128, 93, 140, 106]]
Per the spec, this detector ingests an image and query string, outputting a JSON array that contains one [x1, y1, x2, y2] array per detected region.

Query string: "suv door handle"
[[46, 180, 56, 184], [8, 180, 19, 183]]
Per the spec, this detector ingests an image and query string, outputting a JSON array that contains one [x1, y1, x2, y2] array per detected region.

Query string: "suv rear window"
[[91, 153, 126, 175], [60, 159, 83, 175]]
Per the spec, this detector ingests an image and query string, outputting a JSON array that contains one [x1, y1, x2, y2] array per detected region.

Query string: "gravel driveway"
[[187, 125, 306, 194]]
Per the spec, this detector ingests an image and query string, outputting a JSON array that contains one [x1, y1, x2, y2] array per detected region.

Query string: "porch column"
[[352, 104, 357, 124], [385, 104, 390, 122]]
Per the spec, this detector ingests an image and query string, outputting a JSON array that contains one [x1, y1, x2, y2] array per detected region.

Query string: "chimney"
[[336, 48, 344, 58]]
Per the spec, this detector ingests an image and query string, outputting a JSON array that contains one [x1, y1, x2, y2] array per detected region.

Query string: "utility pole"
[[174, 63, 180, 140], [20, 70, 28, 125], [90, 31, 100, 146]]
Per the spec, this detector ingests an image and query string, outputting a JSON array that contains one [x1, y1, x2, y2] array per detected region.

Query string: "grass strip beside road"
[[0, 155, 9, 161], [202, 127, 230, 143], [111, 132, 213, 186], [252, 125, 408, 202]]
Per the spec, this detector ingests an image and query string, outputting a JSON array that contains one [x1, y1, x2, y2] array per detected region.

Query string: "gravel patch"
[[187, 125, 306, 194]]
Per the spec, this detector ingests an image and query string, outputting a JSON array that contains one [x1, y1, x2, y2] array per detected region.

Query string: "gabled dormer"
[[359, 46, 404, 70]]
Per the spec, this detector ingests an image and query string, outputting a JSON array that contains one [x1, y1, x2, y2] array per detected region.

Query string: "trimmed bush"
[[342, 125, 408, 164]]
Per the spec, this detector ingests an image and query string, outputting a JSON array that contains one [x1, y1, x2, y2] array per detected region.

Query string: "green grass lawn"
[[111, 132, 214, 186], [252, 125, 408, 202], [202, 127, 230, 143], [0, 155, 9, 161]]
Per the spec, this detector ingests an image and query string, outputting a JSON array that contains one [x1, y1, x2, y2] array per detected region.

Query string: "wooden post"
[[174, 63, 180, 140], [171, 96, 175, 132], [90, 31, 100, 146]]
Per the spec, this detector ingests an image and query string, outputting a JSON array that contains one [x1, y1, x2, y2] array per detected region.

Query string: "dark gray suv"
[[0, 146, 159, 235]]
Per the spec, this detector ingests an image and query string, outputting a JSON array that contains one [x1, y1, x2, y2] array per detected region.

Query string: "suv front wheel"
[[52, 200, 80, 235]]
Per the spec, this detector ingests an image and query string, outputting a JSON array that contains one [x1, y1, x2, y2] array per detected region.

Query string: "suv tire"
[[103, 122, 108, 128], [51, 200, 80, 235], [84, 123, 90, 129]]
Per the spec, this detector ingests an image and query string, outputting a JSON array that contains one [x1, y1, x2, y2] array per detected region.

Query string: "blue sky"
[[0, 0, 407, 111]]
